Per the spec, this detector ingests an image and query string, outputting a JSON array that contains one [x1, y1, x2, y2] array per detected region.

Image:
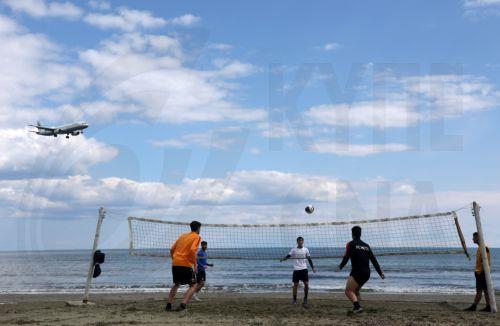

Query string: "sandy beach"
[[0, 292, 498, 325]]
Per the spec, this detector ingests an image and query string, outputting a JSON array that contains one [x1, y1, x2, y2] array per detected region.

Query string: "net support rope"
[[128, 211, 469, 259]]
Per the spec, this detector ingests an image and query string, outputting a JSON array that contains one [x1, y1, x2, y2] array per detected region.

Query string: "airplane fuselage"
[[31, 122, 89, 138]]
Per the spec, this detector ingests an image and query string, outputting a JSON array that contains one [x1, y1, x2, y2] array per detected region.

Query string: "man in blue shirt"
[[193, 241, 213, 301]]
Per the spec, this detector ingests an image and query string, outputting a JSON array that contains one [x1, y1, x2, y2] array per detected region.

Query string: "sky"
[[0, 0, 499, 250]]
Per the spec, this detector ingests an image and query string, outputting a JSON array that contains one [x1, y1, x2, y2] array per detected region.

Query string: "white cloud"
[[84, 7, 166, 31], [0, 14, 90, 127], [79, 33, 266, 124], [305, 101, 420, 128], [213, 59, 258, 78], [0, 14, 264, 127], [249, 147, 260, 155], [306, 141, 412, 156], [464, 0, 500, 6], [323, 42, 340, 51], [83, 9, 200, 31], [147, 34, 181, 53], [208, 43, 233, 51], [4, 0, 83, 19], [3, 170, 349, 218], [169, 14, 201, 26], [463, 0, 500, 17], [0, 129, 118, 178], [258, 122, 313, 139], [303, 74, 500, 129], [53, 101, 142, 123], [5, 170, 499, 247], [88, 0, 111, 11], [405, 74, 500, 117], [185, 170, 349, 205], [152, 127, 248, 150]]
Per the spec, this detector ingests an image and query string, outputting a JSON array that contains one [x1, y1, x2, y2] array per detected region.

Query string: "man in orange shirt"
[[166, 221, 202, 312], [464, 232, 492, 312]]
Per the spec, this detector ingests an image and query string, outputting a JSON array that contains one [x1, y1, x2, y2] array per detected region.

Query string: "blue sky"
[[0, 0, 499, 250]]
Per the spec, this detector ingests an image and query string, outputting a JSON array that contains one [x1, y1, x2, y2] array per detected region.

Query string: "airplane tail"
[[28, 121, 42, 129]]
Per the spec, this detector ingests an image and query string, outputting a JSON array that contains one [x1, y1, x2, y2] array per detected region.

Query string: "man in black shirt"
[[337, 226, 385, 313]]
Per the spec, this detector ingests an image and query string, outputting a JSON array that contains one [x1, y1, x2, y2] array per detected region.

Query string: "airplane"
[[29, 121, 89, 139]]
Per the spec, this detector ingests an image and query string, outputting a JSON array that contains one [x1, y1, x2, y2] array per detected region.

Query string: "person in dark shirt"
[[337, 226, 385, 313]]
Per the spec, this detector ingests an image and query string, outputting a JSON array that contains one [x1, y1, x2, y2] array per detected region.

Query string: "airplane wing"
[[28, 125, 56, 131]]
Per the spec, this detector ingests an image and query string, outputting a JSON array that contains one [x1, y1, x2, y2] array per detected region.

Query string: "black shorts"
[[475, 272, 487, 290], [292, 269, 309, 283], [350, 270, 370, 287], [196, 269, 206, 283], [172, 266, 196, 285]]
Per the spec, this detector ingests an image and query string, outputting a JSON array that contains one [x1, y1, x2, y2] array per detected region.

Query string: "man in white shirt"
[[280, 236, 317, 307]]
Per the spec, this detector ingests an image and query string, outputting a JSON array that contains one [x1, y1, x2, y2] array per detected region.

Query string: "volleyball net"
[[128, 210, 470, 259]]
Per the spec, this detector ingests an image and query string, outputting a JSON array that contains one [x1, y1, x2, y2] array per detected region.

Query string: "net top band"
[[128, 211, 454, 228]]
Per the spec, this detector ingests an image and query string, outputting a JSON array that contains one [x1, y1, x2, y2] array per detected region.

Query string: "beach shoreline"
[[0, 291, 498, 325]]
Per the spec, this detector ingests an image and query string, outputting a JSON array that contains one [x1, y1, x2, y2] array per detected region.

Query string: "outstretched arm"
[[280, 254, 291, 262], [369, 248, 384, 278]]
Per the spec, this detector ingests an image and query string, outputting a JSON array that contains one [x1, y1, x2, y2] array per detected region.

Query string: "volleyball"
[[305, 205, 314, 214]]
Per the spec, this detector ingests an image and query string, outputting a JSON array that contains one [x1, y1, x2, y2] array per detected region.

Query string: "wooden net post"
[[472, 202, 497, 313], [82, 207, 106, 304]]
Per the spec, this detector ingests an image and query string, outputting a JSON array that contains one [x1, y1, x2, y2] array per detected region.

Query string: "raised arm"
[[369, 247, 384, 278]]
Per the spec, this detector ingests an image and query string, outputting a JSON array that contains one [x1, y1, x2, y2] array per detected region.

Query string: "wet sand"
[[0, 292, 498, 325]]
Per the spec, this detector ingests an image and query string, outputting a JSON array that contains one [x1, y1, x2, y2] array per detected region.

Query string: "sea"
[[0, 249, 498, 295]]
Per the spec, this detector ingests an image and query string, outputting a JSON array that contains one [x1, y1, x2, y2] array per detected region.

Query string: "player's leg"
[[195, 279, 204, 293], [355, 285, 362, 302], [182, 283, 198, 305], [175, 267, 197, 311], [301, 270, 309, 306], [196, 280, 205, 292], [475, 289, 483, 305], [166, 266, 181, 311], [166, 283, 179, 310], [302, 280, 309, 306], [344, 276, 359, 303], [292, 270, 299, 304], [193, 270, 206, 301], [466, 272, 486, 311], [479, 272, 491, 311], [345, 275, 364, 313], [193, 270, 205, 301], [480, 289, 491, 312], [465, 287, 482, 311], [292, 282, 299, 304], [348, 270, 370, 312]]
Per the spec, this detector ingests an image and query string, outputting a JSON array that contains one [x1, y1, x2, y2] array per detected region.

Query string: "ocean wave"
[[0, 283, 489, 295]]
